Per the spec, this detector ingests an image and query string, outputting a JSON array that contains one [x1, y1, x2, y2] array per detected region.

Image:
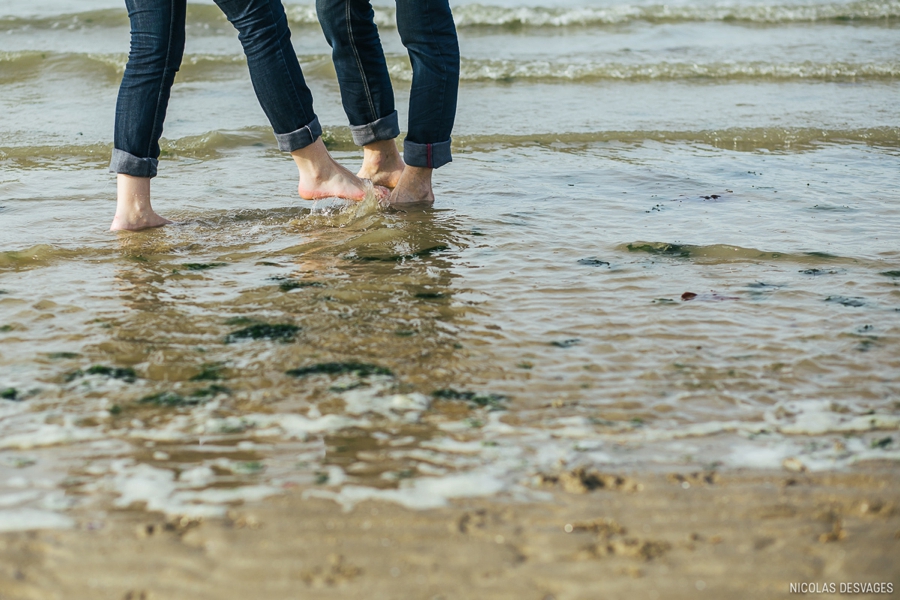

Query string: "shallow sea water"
[[0, 0, 899, 526]]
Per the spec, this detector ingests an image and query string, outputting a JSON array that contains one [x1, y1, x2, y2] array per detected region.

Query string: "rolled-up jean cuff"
[[109, 149, 158, 178], [275, 116, 322, 152], [403, 138, 452, 169], [349, 111, 400, 146]]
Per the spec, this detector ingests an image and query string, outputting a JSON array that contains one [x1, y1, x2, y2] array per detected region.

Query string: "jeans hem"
[[109, 148, 158, 178], [349, 110, 400, 146], [403, 138, 452, 169], [275, 116, 322, 152]]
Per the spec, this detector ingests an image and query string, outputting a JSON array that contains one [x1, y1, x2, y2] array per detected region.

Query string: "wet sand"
[[1, 465, 898, 599]]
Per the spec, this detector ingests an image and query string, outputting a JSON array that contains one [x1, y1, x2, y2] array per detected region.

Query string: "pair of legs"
[[316, 0, 460, 205], [110, 0, 379, 231]]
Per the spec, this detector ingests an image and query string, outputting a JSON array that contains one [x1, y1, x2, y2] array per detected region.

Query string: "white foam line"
[[0, 508, 74, 532]]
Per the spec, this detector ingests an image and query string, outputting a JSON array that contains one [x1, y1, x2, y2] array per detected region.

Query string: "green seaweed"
[[0, 325, 13, 333], [66, 365, 138, 383], [355, 245, 450, 263], [278, 280, 325, 292], [577, 257, 610, 267], [224, 316, 257, 326], [880, 271, 900, 278], [1, 388, 18, 401], [226, 323, 300, 343], [190, 363, 225, 382], [182, 262, 228, 271], [804, 251, 837, 259], [551, 338, 581, 348], [626, 243, 690, 257], [432, 388, 507, 410], [800, 269, 836, 276], [46, 352, 80, 359], [109, 404, 122, 415], [414, 291, 446, 299], [286, 362, 393, 378], [138, 392, 203, 407], [825, 296, 866, 308], [871, 437, 893, 449], [190, 384, 230, 398]]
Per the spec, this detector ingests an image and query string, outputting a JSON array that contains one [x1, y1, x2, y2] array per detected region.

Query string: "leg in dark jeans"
[[316, 0, 400, 145], [111, 0, 186, 180], [395, 0, 460, 170], [109, 0, 382, 230], [213, 0, 322, 151], [317, 0, 460, 203]]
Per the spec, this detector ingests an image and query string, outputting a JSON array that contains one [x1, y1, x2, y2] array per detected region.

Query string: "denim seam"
[[266, 1, 310, 129], [346, 0, 377, 123], [427, 0, 451, 141], [147, 0, 177, 158]]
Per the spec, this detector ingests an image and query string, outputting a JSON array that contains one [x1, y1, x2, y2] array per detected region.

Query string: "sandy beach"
[[2, 465, 898, 599]]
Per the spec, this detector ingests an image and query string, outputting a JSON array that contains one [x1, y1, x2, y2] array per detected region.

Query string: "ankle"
[[362, 140, 403, 170]]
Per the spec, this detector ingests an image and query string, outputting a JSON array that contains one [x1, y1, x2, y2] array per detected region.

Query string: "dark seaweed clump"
[[66, 365, 137, 383], [278, 280, 325, 292], [432, 388, 507, 410], [551, 338, 581, 348], [1, 388, 18, 401], [138, 392, 203, 407], [46, 352, 81, 360], [355, 245, 450, 262], [226, 323, 300, 343], [190, 363, 225, 382], [627, 243, 690, 257], [800, 269, 836, 276], [182, 262, 228, 271], [825, 296, 866, 308], [880, 271, 900, 278], [415, 291, 446, 299], [286, 362, 393, 378], [190, 384, 230, 398], [577, 257, 610, 267]]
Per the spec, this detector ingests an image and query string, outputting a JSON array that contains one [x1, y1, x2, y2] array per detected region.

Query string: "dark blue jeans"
[[111, 0, 321, 178], [316, 0, 460, 169]]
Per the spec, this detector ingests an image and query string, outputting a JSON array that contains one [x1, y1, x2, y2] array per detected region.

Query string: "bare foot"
[[294, 138, 388, 201], [388, 166, 435, 205], [110, 174, 172, 231], [358, 139, 405, 189]]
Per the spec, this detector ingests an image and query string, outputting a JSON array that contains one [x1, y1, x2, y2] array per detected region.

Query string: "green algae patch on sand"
[[1, 388, 19, 401], [190, 363, 225, 382], [225, 323, 300, 343], [432, 388, 508, 410], [880, 271, 900, 278], [825, 296, 866, 307], [286, 362, 393, 378], [182, 262, 228, 271], [65, 365, 138, 383], [190, 384, 230, 398], [626, 242, 691, 257], [577, 257, 611, 267], [138, 392, 204, 407], [46, 352, 81, 360], [277, 280, 325, 292], [354, 245, 451, 263]]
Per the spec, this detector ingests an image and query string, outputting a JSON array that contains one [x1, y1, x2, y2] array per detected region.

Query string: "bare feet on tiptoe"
[[294, 138, 389, 201], [358, 139, 405, 189], [110, 174, 172, 231], [388, 165, 435, 205]]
